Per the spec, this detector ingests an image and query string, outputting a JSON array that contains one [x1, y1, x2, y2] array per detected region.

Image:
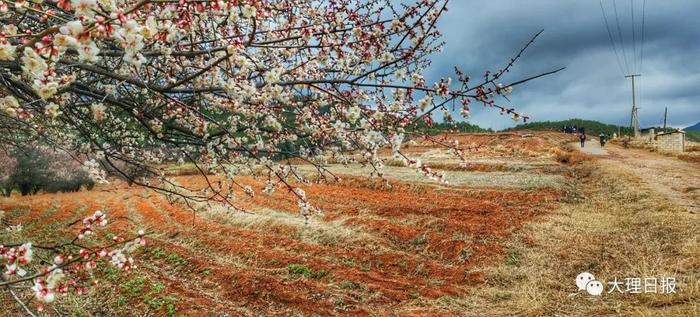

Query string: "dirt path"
[[575, 139, 609, 156], [575, 140, 700, 214]]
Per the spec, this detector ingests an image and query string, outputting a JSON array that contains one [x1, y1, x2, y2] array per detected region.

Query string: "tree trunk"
[[19, 183, 30, 196]]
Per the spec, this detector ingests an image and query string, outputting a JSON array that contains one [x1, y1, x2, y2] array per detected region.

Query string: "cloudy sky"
[[424, 0, 700, 130]]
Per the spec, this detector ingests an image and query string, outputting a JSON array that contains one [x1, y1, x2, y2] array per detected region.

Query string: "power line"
[[612, 0, 630, 74], [599, 0, 626, 75], [598, 1, 650, 133], [640, 0, 646, 73], [631, 0, 637, 73], [635, 0, 647, 127]]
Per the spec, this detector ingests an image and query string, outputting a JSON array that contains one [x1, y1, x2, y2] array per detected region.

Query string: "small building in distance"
[[640, 128, 656, 143], [655, 130, 686, 152]]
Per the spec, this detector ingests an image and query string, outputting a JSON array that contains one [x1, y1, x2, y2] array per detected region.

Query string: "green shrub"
[[9, 147, 53, 196]]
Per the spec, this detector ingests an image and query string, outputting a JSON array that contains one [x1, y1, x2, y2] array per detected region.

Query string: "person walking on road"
[[599, 133, 607, 147], [579, 131, 586, 148]]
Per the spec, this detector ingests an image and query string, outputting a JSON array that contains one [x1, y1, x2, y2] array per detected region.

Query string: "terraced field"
[[3, 132, 697, 316]]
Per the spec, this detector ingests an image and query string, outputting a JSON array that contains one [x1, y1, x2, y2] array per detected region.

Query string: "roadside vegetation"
[[408, 161, 699, 316]]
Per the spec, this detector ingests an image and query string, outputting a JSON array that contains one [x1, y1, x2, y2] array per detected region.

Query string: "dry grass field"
[[1, 132, 698, 316]]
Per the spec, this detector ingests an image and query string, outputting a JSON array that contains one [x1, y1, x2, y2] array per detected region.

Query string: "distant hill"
[[419, 121, 493, 135], [503, 119, 634, 136], [685, 122, 700, 131], [421, 118, 700, 142], [504, 118, 700, 142]]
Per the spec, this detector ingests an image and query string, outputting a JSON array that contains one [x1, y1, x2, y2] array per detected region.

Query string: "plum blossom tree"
[[0, 0, 562, 214], [0, 0, 562, 309]]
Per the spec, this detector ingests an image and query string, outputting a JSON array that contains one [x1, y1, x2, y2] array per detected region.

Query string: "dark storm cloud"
[[424, 0, 700, 130]]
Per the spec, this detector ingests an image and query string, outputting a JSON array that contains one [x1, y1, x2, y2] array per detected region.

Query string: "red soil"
[[402, 131, 577, 158], [1, 181, 558, 315], [0, 132, 569, 316]]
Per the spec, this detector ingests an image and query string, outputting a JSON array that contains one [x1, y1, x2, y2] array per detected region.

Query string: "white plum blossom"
[[84, 210, 108, 227], [33, 280, 56, 304], [262, 180, 275, 195], [33, 80, 59, 100], [417, 96, 432, 111], [264, 67, 284, 85], [352, 27, 363, 40], [2, 243, 33, 277], [20, 48, 48, 80], [263, 115, 283, 132], [411, 73, 424, 85], [46, 269, 65, 289], [294, 188, 320, 222], [332, 120, 348, 137], [53, 34, 80, 52], [346, 106, 362, 124], [243, 185, 255, 197], [97, 0, 116, 12], [78, 42, 101, 63], [391, 133, 404, 155], [71, 0, 97, 18], [45, 103, 61, 119], [91, 102, 106, 121], [294, 188, 306, 200], [0, 41, 15, 61], [79, 210, 108, 238], [434, 78, 451, 97], [0, 96, 20, 117], [53, 255, 65, 265], [380, 52, 394, 64], [497, 83, 514, 95], [113, 20, 147, 68], [241, 4, 256, 19], [84, 159, 108, 184], [32, 269, 65, 304], [59, 20, 84, 36], [298, 200, 316, 220], [394, 69, 407, 81], [2, 24, 17, 35], [142, 16, 158, 39]]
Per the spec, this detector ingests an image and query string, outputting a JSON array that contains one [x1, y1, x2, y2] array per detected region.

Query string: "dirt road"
[[576, 139, 608, 156], [575, 140, 700, 214]]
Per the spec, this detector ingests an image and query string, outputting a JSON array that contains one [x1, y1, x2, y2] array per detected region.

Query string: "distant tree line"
[[417, 121, 493, 135], [0, 147, 95, 197], [504, 119, 634, 136], [396, 118, 700, 142], [505, 118, 700, 142]]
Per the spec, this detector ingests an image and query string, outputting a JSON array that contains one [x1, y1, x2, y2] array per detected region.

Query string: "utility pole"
[[625, 74, 641, 138], [663, 107, 668, 130]]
